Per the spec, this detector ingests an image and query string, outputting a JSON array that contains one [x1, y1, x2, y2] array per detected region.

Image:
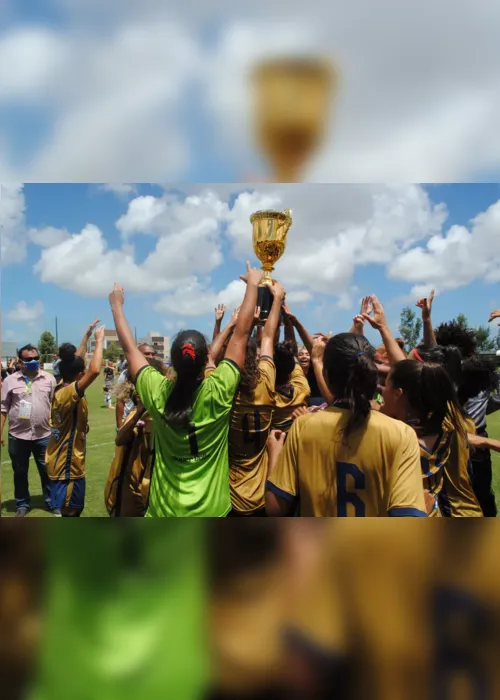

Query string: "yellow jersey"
[[285, 520, 500, 699], [272, 363, 311, 434], [440, 414, 483, 517], [229, 356, 276, 513], [105, 409, 154, 517], [418, 427, 453, 517], [46, 381, 88, 480], [267, 404, 426, 517]]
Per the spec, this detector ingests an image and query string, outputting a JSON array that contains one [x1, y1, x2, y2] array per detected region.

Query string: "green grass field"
[[2, 381, 500, 517]]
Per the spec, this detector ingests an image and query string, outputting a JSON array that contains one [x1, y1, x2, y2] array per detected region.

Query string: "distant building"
[[1, 341, 19, 365], [88, 329, 120, 353], [139, 332, 171, 362]]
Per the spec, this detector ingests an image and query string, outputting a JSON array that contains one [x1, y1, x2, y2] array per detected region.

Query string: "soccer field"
[[2, 382, 500, 517]]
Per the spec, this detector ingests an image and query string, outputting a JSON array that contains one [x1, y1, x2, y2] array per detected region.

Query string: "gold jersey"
[[271, 363, 311, 434], [229, 356, 276, 513], [439, 414, 483, 517], [105, 408, 154, 517], [267, 404, 426, 517], [46, 382, 88, 480]]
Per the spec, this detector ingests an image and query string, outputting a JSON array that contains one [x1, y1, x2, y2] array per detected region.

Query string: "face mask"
[[23, 360, 40, 372]]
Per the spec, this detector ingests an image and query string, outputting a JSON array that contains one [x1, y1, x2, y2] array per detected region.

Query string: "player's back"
[[46, 382, 88, 480], [275, 406, 425, 517], [229, 356, 276, 513], [272, 363, 311, 434]]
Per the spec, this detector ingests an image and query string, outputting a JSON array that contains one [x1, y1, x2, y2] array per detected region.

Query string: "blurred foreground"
[[1, 520, 499, 699]]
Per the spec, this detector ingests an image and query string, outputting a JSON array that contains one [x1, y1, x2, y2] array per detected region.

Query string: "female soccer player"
[[381, 360, 479, 517], [228, 281, 285, 516], [109, 262, 264, 517], [46, 323, 104, 517], [282, 304, 323, 406], [265, 333, 426, 517]]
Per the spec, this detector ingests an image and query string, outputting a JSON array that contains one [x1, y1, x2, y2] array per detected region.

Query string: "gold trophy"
[[251, 56, 336, 182], [250, 208, 292, 322]]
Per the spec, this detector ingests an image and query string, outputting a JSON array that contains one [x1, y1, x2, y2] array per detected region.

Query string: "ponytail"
[[324, 333, 378, 442], [164, 330, 208, 429], [390, 360, 466, 439]]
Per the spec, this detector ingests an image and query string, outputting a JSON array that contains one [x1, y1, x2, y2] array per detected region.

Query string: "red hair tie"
[[413, 349, 423, 362], [181, 343, 196, 360]]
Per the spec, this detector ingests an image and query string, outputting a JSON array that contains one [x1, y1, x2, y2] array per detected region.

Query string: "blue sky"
[[2, 1, 500, 183], [2, 183, 499, 351]]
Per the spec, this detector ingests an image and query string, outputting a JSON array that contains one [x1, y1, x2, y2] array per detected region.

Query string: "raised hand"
[[362, 294, 388, 331], [240, 261, 264, 287], [311, 334, 328, 362], [416, 289, 435, 321], [292, 406, 309, 420], [360, 296, 371, 316], [488, 309, 500, 324], [86, 318, 101, 337], [214, 304, 226, 322], [253, 305, 262, 321], [270, 281, 285, 299], [230, 305, 241, 326], [94, 325, 105, 342], [109, 283, 125, 308]]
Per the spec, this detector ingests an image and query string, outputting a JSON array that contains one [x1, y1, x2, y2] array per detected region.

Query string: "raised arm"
[[284, 304, 314, 355], [77, 325, 105, 393], [209, 307, 239, 366], [311, 335, 334, 404], [282, 301, 298, 348], [109, 284, 148, 381], [261, 282, 285, 358], [224, 262, 263, 368], [76, 319, 100, 358], [212, 304, 226, 342], [416, 289, 437, 348], [349, 297, 370, 335], [363, 295, 406, 365]]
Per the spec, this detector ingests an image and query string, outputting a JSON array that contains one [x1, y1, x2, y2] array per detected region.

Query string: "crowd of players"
[[2, 261, 500, 517]]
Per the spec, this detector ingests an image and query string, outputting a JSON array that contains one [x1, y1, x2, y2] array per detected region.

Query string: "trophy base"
[[257, 285, 283, 326]]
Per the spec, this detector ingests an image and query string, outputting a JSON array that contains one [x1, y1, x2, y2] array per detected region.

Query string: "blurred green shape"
[[32, 521, 208, 700]]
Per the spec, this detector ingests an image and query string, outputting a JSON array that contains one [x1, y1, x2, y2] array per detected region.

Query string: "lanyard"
[[23, 376, 33, 394]]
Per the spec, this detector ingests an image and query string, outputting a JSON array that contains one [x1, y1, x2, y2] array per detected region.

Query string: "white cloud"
[[0, 183, 27, 265], [7, 300, 44, 324], [387, 199, 500, 292], [2, 2, 500, 181], [28, 226, 70, 247], [99, 183, 137, 197]]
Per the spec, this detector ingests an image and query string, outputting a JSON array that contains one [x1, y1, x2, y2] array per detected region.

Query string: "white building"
[[139, 332, 171, 362], [88, 329, 120, 352]]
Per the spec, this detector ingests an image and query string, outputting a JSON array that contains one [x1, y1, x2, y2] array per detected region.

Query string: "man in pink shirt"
[[1, 344, 56, 516]]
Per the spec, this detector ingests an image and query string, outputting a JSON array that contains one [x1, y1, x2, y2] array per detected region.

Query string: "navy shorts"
[[50, 478, 86, 511]]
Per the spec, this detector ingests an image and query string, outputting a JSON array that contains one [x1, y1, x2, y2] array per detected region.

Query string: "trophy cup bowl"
[[251, 57, 336, 182], [250, 208, 292, 322]]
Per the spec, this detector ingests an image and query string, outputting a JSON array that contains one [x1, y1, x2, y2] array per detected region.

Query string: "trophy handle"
[[283, 208, 293, 233]]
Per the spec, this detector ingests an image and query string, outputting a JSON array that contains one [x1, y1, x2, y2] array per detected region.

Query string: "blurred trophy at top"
[[251, 56, 336, 182], [250, 208, 292, 323]]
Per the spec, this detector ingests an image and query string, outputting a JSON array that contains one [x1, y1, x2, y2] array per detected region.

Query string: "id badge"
[[18, 400, 33, 420]]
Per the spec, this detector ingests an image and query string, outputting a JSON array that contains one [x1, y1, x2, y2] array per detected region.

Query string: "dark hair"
[[274, 343, 296, 386], [164, 330, 208, 428], [323, 333, 377, 441], [435, 321, 477, 358], [239, 338, 260, 398], [18, 344, 39, 360], [389, 360, 465, 437], [418, 345, 463, 389], [458, 355, 499, 404], [58, 343, 85, 382]]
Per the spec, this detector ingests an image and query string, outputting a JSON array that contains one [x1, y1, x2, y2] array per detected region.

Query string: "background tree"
[[475, 325, 496, 352], [399, 306, 422, 351], [457, 313, 468, 328], [38, 331, 57, 363], [103, 342, 124, 363]]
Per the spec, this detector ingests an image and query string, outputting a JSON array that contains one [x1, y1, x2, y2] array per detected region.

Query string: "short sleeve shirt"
[[136, 360, 240, 517]]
